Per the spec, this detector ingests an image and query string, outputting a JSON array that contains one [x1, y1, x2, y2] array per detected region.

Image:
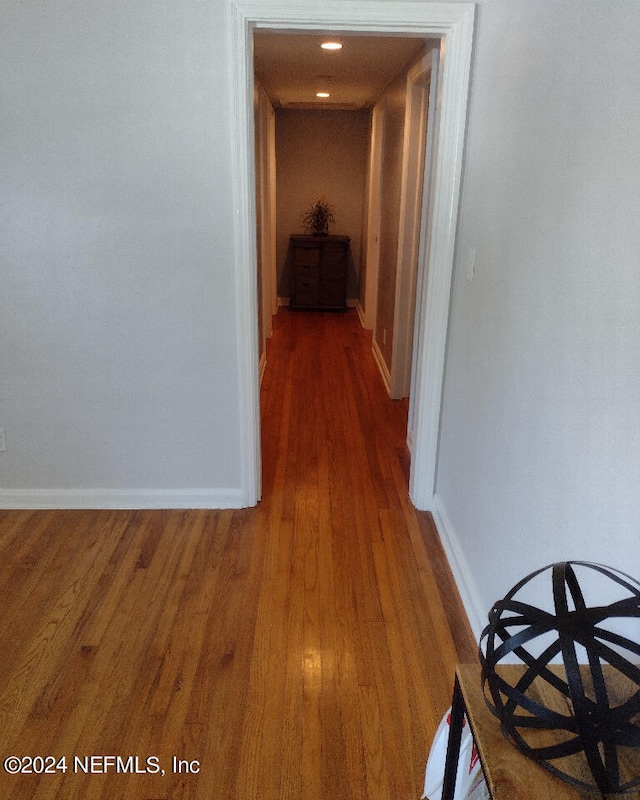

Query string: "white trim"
[[228, 0, 476, 511], [229, 1, 262, 507], [267, 97, 278, 318], [230, 1, 474, 31], [431, 493, 486, 640], [354, 299, 366, 328], [0, 489, 246, 510], [363, 101, 385, 332], [259, 350, 267, 385], [372, 338, 392, 395], [256, 84, 277, 343], [390, 50, 433, 399], [407, 46, 440, 449], [407, 6, 475, 510]]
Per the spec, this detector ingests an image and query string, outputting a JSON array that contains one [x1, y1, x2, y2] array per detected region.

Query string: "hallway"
[[256, 308, 476, 797], [0, 310, 474, 800]]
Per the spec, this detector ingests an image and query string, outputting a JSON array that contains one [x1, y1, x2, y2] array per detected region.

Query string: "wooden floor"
[[0, 309, 475, 800]]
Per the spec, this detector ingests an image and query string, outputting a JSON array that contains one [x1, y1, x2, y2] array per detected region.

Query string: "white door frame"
[[363, 101, 385, 332], [228, 0, 476, 510], [255, 85, 277, 345], [390, 48, 436, 400], [408, 46, 440, 447]]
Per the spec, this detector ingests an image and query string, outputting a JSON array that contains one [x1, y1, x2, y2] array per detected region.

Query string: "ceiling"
[[253, 31, 434, 111]]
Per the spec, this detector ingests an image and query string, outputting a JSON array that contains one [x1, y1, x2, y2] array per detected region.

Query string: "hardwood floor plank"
[[0, 309, 476, 800]]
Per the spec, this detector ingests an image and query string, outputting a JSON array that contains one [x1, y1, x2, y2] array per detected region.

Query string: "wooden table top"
[[456, 664, 640, 800]]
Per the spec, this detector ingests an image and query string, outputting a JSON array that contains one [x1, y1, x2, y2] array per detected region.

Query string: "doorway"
[[390, 48, 439, 402], [228, 0, 476, 510]]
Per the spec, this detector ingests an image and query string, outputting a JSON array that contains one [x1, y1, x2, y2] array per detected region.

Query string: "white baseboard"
[[431, 493, 487, 642], [0, 488, 246, 510], [278, 297, 358, 310], [371, 338, 391, 395], [259, 351, 267, 385]]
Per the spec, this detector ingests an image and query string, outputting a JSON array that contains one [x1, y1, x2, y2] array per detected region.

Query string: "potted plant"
[[302, 196, 335, 235]]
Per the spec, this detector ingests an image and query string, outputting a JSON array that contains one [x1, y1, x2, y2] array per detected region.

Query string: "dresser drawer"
[[293, 261, 320, 281], [293, 275, 320, 307], [321, 278, 346, 308], [293, 245, 321, 268]]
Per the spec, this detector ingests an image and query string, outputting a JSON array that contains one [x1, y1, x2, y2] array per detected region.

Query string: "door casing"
[[228, 0, 476, 510], [390, 47, 438, 401]]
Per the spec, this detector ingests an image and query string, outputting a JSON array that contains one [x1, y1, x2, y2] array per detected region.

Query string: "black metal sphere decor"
[[479, 561, 640, 794]]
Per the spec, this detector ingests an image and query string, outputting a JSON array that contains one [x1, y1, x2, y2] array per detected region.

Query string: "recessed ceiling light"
[[321, 42, 342, 51], [316, 92, 330, 98]]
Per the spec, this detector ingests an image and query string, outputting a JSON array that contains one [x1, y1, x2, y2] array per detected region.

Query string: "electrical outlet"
[[0, 428, 5, 452]]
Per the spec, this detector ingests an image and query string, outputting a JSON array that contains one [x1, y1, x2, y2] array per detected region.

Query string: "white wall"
[[433, 0, 640, 636], [0, 0, 243, 506], [2, 0, 639, 634]]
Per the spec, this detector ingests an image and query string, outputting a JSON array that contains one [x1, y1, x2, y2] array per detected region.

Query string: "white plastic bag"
[[422, 708, 489, 800]]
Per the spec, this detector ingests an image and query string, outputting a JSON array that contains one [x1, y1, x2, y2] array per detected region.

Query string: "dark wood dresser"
[[287, 234, 350, 311]]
